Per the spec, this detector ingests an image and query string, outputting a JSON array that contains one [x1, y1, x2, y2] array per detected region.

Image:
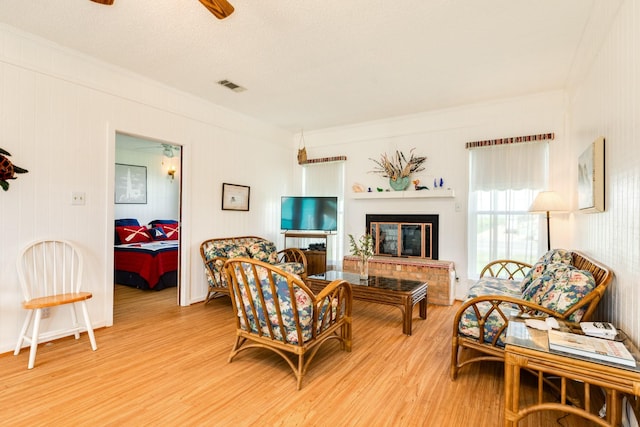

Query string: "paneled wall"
[[567, 0, 640, 344], [294, 92, 568, 297], [0, 25, 293, 354]]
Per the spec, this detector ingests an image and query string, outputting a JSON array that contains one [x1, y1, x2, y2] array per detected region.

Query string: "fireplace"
[[365, 214, 439, 260]]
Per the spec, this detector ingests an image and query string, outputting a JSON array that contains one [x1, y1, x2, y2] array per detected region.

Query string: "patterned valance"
[[465, 133, 554, 150], [300, 155, 347, 165]]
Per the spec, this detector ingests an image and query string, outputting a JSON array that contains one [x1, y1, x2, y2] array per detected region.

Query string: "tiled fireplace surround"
[[343, 214, 456, 306]]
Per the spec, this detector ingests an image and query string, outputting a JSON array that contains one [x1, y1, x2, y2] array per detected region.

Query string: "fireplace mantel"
[[351, 189, 454, 199]]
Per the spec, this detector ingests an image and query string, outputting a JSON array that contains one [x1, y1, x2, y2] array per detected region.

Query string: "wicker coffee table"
[[305, 271, 427, 336]]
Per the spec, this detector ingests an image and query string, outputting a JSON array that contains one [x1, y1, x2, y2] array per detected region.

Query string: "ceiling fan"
[[89, 0, 235, 20]]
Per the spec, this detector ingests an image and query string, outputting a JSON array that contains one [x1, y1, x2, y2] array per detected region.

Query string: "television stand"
[[284, 232, 328, 275]]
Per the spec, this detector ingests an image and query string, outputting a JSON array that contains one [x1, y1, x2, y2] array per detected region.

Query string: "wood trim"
[[465, 132, 554, 149], [299, 155, 347, 165]]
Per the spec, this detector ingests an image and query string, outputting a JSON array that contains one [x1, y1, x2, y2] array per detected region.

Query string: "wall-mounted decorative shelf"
[[351, 189, 455, 199]]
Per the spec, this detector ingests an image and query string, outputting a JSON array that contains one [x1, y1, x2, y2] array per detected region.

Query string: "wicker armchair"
[[200, 236, 308, 303], [451, 250, 613, 380], [224, 257, 352, 390]]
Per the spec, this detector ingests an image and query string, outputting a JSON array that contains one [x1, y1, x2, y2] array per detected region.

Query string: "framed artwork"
[[115, 163, 147, 204], [222, 183, 250, 211], [578, 137, 605, 213]]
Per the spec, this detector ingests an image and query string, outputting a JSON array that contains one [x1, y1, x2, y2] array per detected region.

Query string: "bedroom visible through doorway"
[[114, 132, 182, 307]]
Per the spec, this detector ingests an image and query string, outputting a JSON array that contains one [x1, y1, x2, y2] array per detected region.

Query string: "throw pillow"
[[226, 244, 248, 259], [534, 268, 596, 321], [520, 248, 573, 291], [522, 263, 575, 303], [115, 225, 151, 244], [158, 223, 179, 240], [247, 240, 278, 264], [148, 227, 168, 240]]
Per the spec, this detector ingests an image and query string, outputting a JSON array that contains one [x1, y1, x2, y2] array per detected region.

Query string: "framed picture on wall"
[[578, 137, 605, 213], [115, 163, 147, 204], [222, 183, 250, 211]]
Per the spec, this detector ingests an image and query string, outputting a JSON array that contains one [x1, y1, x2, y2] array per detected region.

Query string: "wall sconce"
[[167, 165, 176, 181]]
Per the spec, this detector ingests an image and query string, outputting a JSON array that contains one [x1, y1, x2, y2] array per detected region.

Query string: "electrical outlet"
[[72, 192, 86, 205], [41, 308, 50, 319], [455, 201, 462, 212]]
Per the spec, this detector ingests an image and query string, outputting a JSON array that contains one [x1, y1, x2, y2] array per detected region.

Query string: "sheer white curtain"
[[302, 162, 345, 269], [467, 142, 548, 277]]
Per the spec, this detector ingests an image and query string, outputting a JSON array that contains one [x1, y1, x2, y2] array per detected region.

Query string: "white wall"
[[115, 140, 180, 226], [0, 25, 293, 354], [295, 92, 567, 296], [566, 0, 640, 345]]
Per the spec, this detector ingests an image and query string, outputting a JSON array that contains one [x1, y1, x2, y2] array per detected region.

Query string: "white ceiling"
[[0, 0, 618, 132]]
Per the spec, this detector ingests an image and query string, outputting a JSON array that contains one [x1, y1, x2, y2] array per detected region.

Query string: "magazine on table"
[[548, 329, 636, 367]]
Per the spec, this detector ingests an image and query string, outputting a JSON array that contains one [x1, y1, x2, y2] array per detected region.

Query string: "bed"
[[114, 219, 179, 290]]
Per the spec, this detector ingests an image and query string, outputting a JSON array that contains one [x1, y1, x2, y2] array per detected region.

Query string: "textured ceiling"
[[0, 0, 617, 132]]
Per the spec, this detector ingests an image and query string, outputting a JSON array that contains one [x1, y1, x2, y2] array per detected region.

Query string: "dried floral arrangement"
[[369, 148, 427, 180]]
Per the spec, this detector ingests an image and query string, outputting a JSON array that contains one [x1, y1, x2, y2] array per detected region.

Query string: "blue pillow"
[[115, 218, 140, 227], [148, 227, 168, 240], [149, 219, 178, 227]]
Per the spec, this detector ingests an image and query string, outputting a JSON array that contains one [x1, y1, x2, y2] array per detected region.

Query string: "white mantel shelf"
[[351, 189, 455, 199]]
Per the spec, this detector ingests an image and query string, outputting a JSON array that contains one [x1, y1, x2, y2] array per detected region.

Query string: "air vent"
[[217, 79, 246, 93]]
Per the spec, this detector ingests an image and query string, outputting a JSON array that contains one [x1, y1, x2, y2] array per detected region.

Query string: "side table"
[[504, 319, 640, 427]]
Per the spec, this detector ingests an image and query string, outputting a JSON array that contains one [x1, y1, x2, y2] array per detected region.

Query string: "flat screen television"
[[280, 196, 338, 232]]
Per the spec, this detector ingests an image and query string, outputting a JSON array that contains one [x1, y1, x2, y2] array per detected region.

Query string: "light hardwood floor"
[[1, 285, 601, 426]]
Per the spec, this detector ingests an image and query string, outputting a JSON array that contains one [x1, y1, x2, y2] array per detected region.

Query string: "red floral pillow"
[[158, 223, 179, 240], [115, 226, 151, 244]]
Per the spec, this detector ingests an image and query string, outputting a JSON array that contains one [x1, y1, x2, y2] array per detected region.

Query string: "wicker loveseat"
[[451, 249, 613, 379], [200, 236, 308, 304]]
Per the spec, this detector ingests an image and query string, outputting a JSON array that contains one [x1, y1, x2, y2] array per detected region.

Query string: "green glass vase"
[[389, 176, 410, 191]]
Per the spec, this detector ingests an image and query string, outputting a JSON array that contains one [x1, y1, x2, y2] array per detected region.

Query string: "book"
[[548, 329, 636, 367], [580, 321, 617, 339]]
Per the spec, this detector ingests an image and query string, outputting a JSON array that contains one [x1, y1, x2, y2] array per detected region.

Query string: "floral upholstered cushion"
[[232, 263, 314, 344], [521, 263, 575, 302], [520, 249, 573, 291], [226, 244, 248, 259], [458, 277, 523, 347], [247, 240, 279, 264], [467, 276, 522, 299], [276, 262, 305, 277], [523, 266, 595, 322]]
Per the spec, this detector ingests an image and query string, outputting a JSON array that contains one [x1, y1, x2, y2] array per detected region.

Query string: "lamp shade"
[[529, 191, 568, 213]]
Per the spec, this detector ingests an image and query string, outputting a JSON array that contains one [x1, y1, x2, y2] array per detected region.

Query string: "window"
[[467, 141, 548, 277]]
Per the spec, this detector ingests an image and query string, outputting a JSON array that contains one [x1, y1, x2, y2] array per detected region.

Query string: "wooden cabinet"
[[284, 232, 329, 275], [303, 250, 327, 275]]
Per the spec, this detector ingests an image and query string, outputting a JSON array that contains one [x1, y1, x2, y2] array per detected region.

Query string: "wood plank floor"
[[0, 285, 602, 426]]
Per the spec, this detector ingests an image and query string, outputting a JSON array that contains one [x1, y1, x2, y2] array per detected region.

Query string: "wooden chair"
[[14, 239, 97, 369], [224, 257, 352, 390]]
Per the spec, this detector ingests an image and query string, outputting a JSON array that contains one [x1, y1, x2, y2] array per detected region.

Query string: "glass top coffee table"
[[305, 271, 428, 336]]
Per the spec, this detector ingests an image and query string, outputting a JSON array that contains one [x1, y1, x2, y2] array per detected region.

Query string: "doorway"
[[114, 132, 182, 307]]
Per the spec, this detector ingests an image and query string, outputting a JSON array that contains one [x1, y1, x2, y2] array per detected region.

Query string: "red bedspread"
[[114, 242, 179, 289]]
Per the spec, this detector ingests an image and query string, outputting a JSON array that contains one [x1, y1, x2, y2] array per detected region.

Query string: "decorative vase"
[[358, 258, 369, 281], [389, 176, 410, 191]]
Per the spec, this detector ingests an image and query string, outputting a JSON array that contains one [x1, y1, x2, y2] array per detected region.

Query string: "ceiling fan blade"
[[198, 0, 234, 19], [89, 0, 115, 4]]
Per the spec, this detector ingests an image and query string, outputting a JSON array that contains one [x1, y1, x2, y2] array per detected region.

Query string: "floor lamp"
[[528, 191, 567, 251]]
